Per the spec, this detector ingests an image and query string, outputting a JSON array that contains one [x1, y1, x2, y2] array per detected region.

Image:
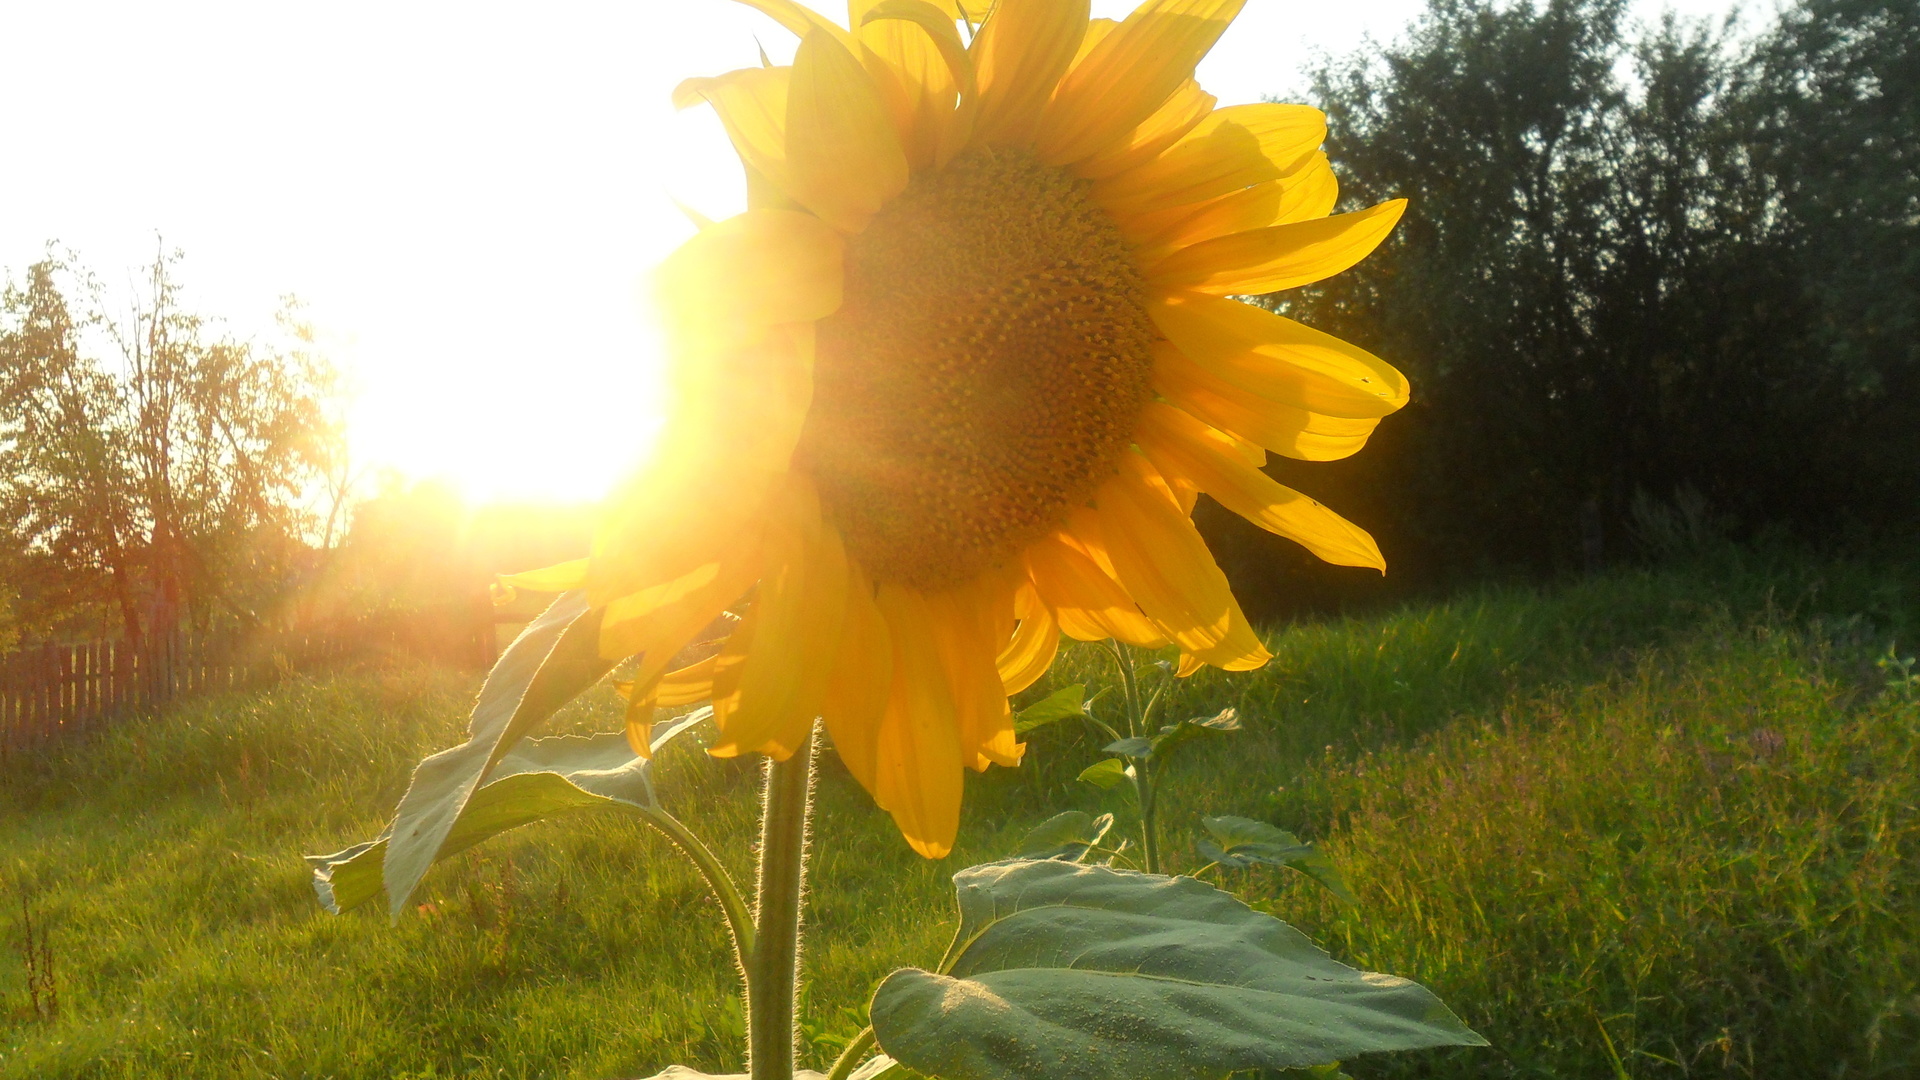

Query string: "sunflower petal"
[[997, 582, 1060, 694], [709, 484, 851, 760], [1094, 454, 1270, 670], [786, 29, 912, 234], [728, 0, 857, 49], [1149, 291, 1408, 419], [676, 66, 793, 198], [1148, 198, 1406, 295], [874, 584, 966, 858], [1024, 528, 1170, 648], [1152, 340, 1378, 461], [822, 560, 892, 792], [855, 0, 971, 170], [1073, 78, 1215, 181], [1093, 102, 1325, 218], [926, 580, 1022, 772], [655, 654, 720, 707], [655, 210, 843, 351], [1137, 402, 1386, 570], [1037, 0, 1245, 167], [1123, 151, 1337, 255], [968, 0, 1090, 148], [500, 558, 589, 593]]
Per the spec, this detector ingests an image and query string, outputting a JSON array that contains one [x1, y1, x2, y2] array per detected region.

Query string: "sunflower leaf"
[[1200, 815, 1357, 905], [870, 860, 1485, 1080], [1076, 758, 1131, 789], [310, 714, 709, 915], [367, 591, 618, 920], [1015, 810, 1115, 862], [1013, 683, 1089, 734]]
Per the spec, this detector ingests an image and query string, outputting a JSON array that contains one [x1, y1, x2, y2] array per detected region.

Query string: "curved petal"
[[1136, 401, 1386, 570], [1148, 199, 1406, 295], [874, 584, 966, 858], [675, 65, 793, 198], [1024, 526, 1170, 648], [1093, 102, 1325, 219], [822, 559, 892, 792], [728, 0, 857, 50], [709, 482, 851, 760], [653, 654, 719, 707], [1123, 151, 1337, 255], [655, 211, 843, 354], [1073, 78, 1215, 181], [856, 0, 971, 169], [926, 579, 1022, 772], [600, 541, 764, 691], [786, 29, 912, 234], [967, 0, 1089, 148], [1149, 291, 1408, 419], [1153, 340, 1378, 461], [1037, 0, 1245, 167], [1093, 454, 1270, 670], [997, 582, 1060, 694], [500, 558, 589, 593]]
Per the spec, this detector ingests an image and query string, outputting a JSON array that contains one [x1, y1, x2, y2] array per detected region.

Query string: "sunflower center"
[[798, 147, 1154, 590]]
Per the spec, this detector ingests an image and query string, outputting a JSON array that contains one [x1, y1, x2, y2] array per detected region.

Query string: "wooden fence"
[[0, 610, 496, 759]]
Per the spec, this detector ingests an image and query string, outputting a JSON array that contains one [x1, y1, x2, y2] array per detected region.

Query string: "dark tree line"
[[1212, 0, 1918, 612]]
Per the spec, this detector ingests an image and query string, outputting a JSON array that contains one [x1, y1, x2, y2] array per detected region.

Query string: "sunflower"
[[513, 0, 1407, 858]]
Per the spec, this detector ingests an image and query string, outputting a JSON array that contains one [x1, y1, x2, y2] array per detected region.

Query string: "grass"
[[1, 548, 1916, 1078]]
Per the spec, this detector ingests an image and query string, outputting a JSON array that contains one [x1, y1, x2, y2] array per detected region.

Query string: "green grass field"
[[3, 550, 1917, 1079]]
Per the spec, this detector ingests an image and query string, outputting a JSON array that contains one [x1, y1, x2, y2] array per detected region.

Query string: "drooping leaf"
[[1101, 735, 1155, 757], [1013, 683, 1088, 734], [871, 860, 1484, 1080], [380, 591, 613, 919], [1101, 708, 1240, 762], [1200, 815, 1357, 905], [1015, 810, 1115, 861], [310, 710, 708, 916], [1076, 758, 1130, 789]]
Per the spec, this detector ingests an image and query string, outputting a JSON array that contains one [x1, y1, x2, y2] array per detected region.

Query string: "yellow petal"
[[997, 582, 1060, 694], [1148, 198, 1406, 294], [655, 210, 843, 351], [1149, 290, 1408, 419], [1152, 340, 1378, 461], [708, 482, 851, 760], [675, 65, 793, 198], [1073, 78, 1215, 181], [1175, 652, 1205, 677], [785, 29, 912, 234], [874, 584, 966, 858], [856, 0, 971, 169], [1023, 528, 1170, 648], [654, 654, 720, 708], [500, 558, 589, 593], [728, 0, 857, 50], [1136, 402, 1386, 570], [1123, 151, 1337, 255], [821, 559, 892, 792], [967, 0, 1089, 149], [1037, 0, 1245, 167], [1093, 102, 1325, 218], [599, 544, 764, 686], [1093, 454, 1270, 670], [925, 579, 1021, 772]]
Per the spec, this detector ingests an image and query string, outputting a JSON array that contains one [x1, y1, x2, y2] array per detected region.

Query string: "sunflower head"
[[541, 0, 1410, 858]]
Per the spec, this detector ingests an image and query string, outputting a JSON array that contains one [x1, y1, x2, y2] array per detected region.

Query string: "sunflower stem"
[[824, 1026, 877, 1080], [747, 725, 817, 1080], [1104, 641, 1163, 874]]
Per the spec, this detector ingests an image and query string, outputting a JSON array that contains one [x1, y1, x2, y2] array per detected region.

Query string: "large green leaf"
[[1015, 810, 1114, 862], [309, 711, 708, 916], [1199, 815, 1357, 905], [870, 860, 1484, 1080], [379, 591, 613, 919]]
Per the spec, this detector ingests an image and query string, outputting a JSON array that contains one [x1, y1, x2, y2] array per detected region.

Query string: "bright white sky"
[[0, 0, 1738, 504]]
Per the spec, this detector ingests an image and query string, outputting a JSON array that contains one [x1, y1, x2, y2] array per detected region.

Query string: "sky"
[[0, 0, 1741, 505]]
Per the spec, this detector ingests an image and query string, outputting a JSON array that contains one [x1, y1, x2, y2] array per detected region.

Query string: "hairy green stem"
[[640, 808, 754, 961], [824, 1026, 877, 1080], [747, 726, 817, 1080], [1104, 642, 1162, 873]]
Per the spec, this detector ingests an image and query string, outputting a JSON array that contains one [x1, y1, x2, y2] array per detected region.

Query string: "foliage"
[[0, 554, 1913, 1078], [0, 250, 340, 644], [1211, 0, 1919, 613]]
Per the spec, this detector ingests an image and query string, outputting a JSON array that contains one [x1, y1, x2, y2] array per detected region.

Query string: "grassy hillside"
[[2, 550, 1916, 1079]]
